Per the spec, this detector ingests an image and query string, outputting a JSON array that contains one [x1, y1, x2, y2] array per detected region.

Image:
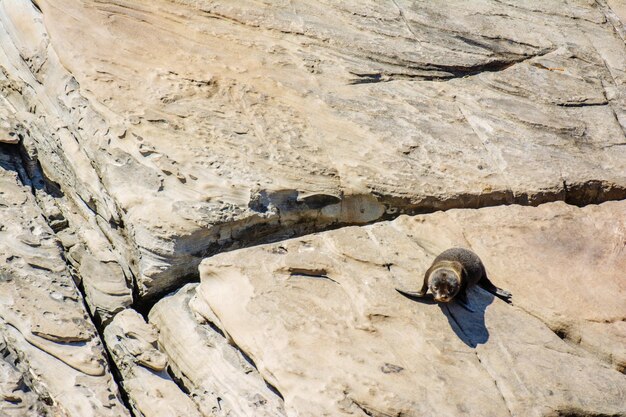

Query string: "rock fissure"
[[1, 142, 135, 416], [2, 0, 626, 414], [349, 49, 556, 83], [390, 0, 422, 45]]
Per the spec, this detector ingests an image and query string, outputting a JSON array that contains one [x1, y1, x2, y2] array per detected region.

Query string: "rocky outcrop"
[[0, 145, 128, 416], [103, 308, 203, 417], [0, 0, 625, 416], [148, 284, 287, 417], [150, 200, 626, 417], [1, 0, 626, 312]]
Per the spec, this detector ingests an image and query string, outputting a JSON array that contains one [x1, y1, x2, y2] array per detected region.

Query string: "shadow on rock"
[[440, 286, 495, 348], [0, 143, 64, 197]]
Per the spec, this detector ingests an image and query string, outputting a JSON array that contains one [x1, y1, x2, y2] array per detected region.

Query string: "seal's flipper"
[[494, 288, 512, 300], [395, 288, 436, 304], [455, 291, 475, 312], [478, 276, 512, 303], [395, 288, 426, 298]]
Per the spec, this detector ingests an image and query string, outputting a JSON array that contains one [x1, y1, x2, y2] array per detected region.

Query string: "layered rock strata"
[[0, 1, 625, 416], [148, 284, 287, 417], [0, 145, 129, 417], [103, 308, 203, 417], [149, 200, 626, 417], [1, 0, 625, 311]]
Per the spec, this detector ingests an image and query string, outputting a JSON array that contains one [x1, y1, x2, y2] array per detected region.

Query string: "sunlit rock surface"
[[149, 201, 626, 417], [0, 1, 625, 415], [1, 0, 625, 305], [103, 308, 203, 417], [0, 146, 128, 417]]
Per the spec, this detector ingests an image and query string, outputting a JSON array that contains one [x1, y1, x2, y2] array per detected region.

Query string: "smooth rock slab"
[[182, 200, 626, 417], [1, 0, 625, 303]]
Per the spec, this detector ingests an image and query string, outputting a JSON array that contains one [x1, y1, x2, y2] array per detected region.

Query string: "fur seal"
[[396, 247, 511, 310]]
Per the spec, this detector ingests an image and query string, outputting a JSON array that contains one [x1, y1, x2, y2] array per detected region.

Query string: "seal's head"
[[429, 266, 462, 303]]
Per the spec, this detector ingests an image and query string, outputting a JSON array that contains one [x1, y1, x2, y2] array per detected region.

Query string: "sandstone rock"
[[0, 334, 55, 417], [103, 309, 203, 417], [0, 96, 19, 144], [1, 0, 625, 306], [0, 123, 18, 144], [148, 284, 287, 417], [394, 199, 626, 372], [0, 146, 130, 417], [148, 200, 626, 417], [1, 1, 625, 415]]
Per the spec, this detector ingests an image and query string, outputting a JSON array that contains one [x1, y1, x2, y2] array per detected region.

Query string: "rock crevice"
[[0, 0, 625, 415]]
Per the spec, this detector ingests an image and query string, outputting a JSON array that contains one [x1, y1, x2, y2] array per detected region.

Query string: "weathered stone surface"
[[1, 0, 625, 305], [0, 146, 130, 417], [394, 199, 626, 372], [148, 284, 287, 417], [1, 1, 625, 415], [103, 309, 203, 417], [0, 334, 55, 417], [147, 200, 626, 417]]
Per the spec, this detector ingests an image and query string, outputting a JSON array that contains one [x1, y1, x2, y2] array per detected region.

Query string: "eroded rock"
[[148, 284, 287, 417], [0, 335, 55, 417], [103, 309, 203, 417], [0, 0, 625, 306], [0, 146, 129, 417], [147, 200, 626, 417]]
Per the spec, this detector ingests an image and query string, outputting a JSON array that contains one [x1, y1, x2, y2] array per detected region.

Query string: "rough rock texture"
[[1, 336, 54, 417], [148, 284, 287, 417], [0, 1, 625, 416], [1, 0, 626, 307], [150, 200, 626, 417], [0, 145, 129, 416], [103, 308, 203, 417]]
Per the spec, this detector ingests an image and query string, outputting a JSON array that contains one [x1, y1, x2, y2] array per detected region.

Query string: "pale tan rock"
[[1, 0, 625, 304], [0, 96, 19, 144], [149, 284, 287, 417], [394, 200, 626, 371], [103, 309, 203, 417], [0, 334, 57, 417], [176, 200, 626, 417], [0, 147, 130, 417], [0, 124, 18, 144], [0, 1, 624, 414]]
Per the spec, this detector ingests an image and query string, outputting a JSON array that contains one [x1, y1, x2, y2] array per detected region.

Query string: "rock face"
[[148, 284, 287, 417], [103, 308, 203, 417], [0, 0, 625, 416], [152, 200, 625, 417], [1, 0, 626, 308], [0, 146, 129, 417]]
